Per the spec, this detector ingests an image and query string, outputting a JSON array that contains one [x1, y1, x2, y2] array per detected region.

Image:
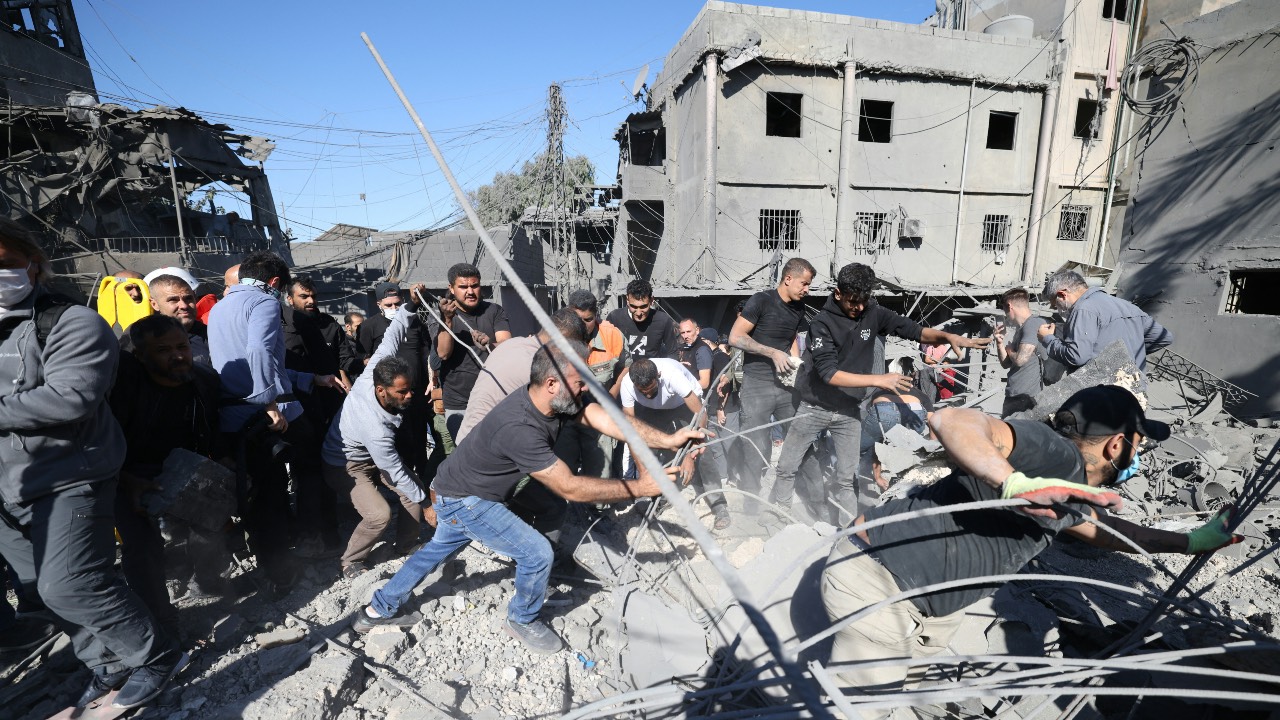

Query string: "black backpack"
[[33, 291, 77, 349]]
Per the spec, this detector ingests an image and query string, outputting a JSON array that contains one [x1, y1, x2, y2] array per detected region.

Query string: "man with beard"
[[431, 263, 512, 447], [822, 385, 1241, 707], [357, 283, 434, 476], [355, 343, 701, 654], [288, 277, 357, 391], [119, 274, 211, 367], [322, 284, 435, 578], [110, 315, 224, 629], [605, 278, 677, 362]]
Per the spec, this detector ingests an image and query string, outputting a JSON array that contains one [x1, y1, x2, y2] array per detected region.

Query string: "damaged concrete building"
[[1106, 0, 1280, 418], [1, 0, 290, 294], [613, 0, 1136, 326]]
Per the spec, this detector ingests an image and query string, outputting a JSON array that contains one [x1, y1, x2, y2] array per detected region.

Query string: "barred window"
[[981, 214, 1010, 253], [1057, 205, 1090, 242], [853, 212, 889, 253], [759, 209, 800, 251]]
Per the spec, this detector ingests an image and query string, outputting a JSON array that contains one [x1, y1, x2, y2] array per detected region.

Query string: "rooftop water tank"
[[982, 15, 1035, 39]]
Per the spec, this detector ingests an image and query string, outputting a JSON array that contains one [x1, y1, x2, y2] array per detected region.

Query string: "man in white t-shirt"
[[620, 358, 729, 528]]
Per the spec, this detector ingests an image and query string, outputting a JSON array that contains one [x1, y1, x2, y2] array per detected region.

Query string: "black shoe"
[[503, 617, 562, 655], [352, 608, 422, 634], [0, 617, 55, 653], [112, 652, 189, 709], [76, 666, 131, 708]]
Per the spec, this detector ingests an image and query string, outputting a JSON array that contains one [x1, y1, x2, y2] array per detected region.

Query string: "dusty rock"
[[501, 666, 519, 682], [212, 614, 244, 646], [241, 654, 365, 720], [255, 626, 307, 649], [365, 627, 408, 664]]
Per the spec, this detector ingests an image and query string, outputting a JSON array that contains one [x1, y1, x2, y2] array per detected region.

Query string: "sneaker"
[[76, 666, 131, 708], [712, 509, 732, 531], [0, 617, 56, 653], [503, 617, 562, 655], [112, 652, 189, 709], [352, 607, 422, 634]]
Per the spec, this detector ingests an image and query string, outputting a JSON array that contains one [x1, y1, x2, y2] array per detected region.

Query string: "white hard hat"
[[143, 266, 199, 290]]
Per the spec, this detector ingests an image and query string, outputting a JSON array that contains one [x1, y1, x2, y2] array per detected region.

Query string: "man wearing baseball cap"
[[821, 384, 1241, 706]]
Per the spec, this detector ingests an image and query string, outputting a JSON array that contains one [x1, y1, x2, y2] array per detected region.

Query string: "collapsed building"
[[0, 0, 290, 295]]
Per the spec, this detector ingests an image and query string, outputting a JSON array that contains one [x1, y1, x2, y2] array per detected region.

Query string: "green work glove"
[[1186, 505, 1244, 554], [1001, 471, 1124, 518]]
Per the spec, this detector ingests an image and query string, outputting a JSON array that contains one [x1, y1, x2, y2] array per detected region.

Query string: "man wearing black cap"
[[821, 384, 1241, 701], [356, 283, 432, 477]]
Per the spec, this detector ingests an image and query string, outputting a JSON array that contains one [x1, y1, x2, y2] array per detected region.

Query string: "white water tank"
[[982, 15, 1035, 39]]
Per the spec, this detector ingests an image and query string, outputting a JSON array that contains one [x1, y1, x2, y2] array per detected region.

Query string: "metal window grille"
[[1056, 205, 1090, 242], [758, 209, 800, 251], [981, 214, 1010, 253], [853, 212, 889, 253]]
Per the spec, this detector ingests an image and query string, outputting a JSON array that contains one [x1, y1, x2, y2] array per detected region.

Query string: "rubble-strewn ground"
[[5, 372, 1280, 719]]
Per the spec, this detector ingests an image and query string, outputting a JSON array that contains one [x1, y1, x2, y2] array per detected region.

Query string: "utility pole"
[[542, 83, 571, 301]]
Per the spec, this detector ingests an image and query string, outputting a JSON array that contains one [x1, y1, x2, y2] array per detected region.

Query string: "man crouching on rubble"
[[822, 384, 1241, 703], [353, 342, 701, 654]]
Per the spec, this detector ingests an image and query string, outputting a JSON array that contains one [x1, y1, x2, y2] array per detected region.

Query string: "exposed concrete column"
[[1022, 72, 1061, 284], [703, 52, 719, 283], [833, 55, 857, 278]]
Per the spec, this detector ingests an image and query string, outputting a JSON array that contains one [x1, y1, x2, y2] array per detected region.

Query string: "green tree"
[[467, 152, 595, 228]]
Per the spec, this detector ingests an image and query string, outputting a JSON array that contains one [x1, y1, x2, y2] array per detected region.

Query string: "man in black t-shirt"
[[671, 318, 713, 391], [606, 278, 677, 362], [429, 263, 512, 445], [354, 343, 702, 655], [777, 263, 986, 520], [822, 385, 1241, 698], [728, 257, 815, 501]]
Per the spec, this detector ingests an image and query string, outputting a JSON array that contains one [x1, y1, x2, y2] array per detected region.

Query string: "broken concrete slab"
[[1011, 341, 1146, 423], [256, 626, 307, 649], [619, 590, 708, 689], [241, 654, 365, 720], [143, 448, 236, 532]]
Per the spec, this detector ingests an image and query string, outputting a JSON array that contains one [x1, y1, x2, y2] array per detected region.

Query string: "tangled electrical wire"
[[1121, 35, 1202, 118]]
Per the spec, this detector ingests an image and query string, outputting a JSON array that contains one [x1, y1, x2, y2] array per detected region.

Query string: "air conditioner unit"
[[898, 217, 924, 239]]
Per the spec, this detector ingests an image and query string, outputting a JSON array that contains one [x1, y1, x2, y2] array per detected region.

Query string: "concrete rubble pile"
[[3, 346, 1278, 719]]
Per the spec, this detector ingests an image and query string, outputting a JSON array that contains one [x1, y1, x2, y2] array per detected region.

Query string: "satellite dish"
[[629, 64, 649, 99]]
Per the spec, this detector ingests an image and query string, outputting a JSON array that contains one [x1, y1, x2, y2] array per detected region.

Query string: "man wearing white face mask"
[[0, 219, 184, 710]]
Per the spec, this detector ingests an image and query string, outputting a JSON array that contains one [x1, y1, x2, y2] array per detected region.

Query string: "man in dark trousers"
[[356, 282, 434, 476], [0, 219, 183, 710], [823, 385, 1240, 707], [354, 343, 700, 655], [430, 263, 512, 446], [774, 263, 987, 519], [606, 278, 678, 362], [729, 257, 815, 504], [282, 276, 351, 556], [110, 315, 225, 629]]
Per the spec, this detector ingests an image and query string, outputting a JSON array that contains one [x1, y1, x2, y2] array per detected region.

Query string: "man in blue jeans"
[[354, 342, 699, 653], [772, 263, 987, 522]]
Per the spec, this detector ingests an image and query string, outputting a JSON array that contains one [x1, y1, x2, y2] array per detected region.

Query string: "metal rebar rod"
[[360, 33, 829, 717]]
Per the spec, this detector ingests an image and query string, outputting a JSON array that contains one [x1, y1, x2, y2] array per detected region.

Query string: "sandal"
[[342, 562, 369, 579], [713, 513, 732, 531]]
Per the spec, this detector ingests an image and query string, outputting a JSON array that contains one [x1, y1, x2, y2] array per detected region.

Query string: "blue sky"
[[76, 0, 935, 240]]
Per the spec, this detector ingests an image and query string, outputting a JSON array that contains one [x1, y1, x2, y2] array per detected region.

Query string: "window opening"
[[765, 92, 803, 138], [1224, 270, 1280, 315], [986, 111, 1017, 150], [858, 100, 894, 143], [1056, 205, 1090, 242], [981, 214, 1011, 253], [759, 209, 800, 251]]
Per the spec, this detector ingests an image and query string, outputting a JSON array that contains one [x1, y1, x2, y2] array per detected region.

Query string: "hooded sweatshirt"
[[797, 296, 923, 412]]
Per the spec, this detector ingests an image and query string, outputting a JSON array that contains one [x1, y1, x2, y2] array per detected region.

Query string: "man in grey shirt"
[[1038, 270, 1173, 372], [455, 308, 587, 445], [994, 287, 1045, 417]]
